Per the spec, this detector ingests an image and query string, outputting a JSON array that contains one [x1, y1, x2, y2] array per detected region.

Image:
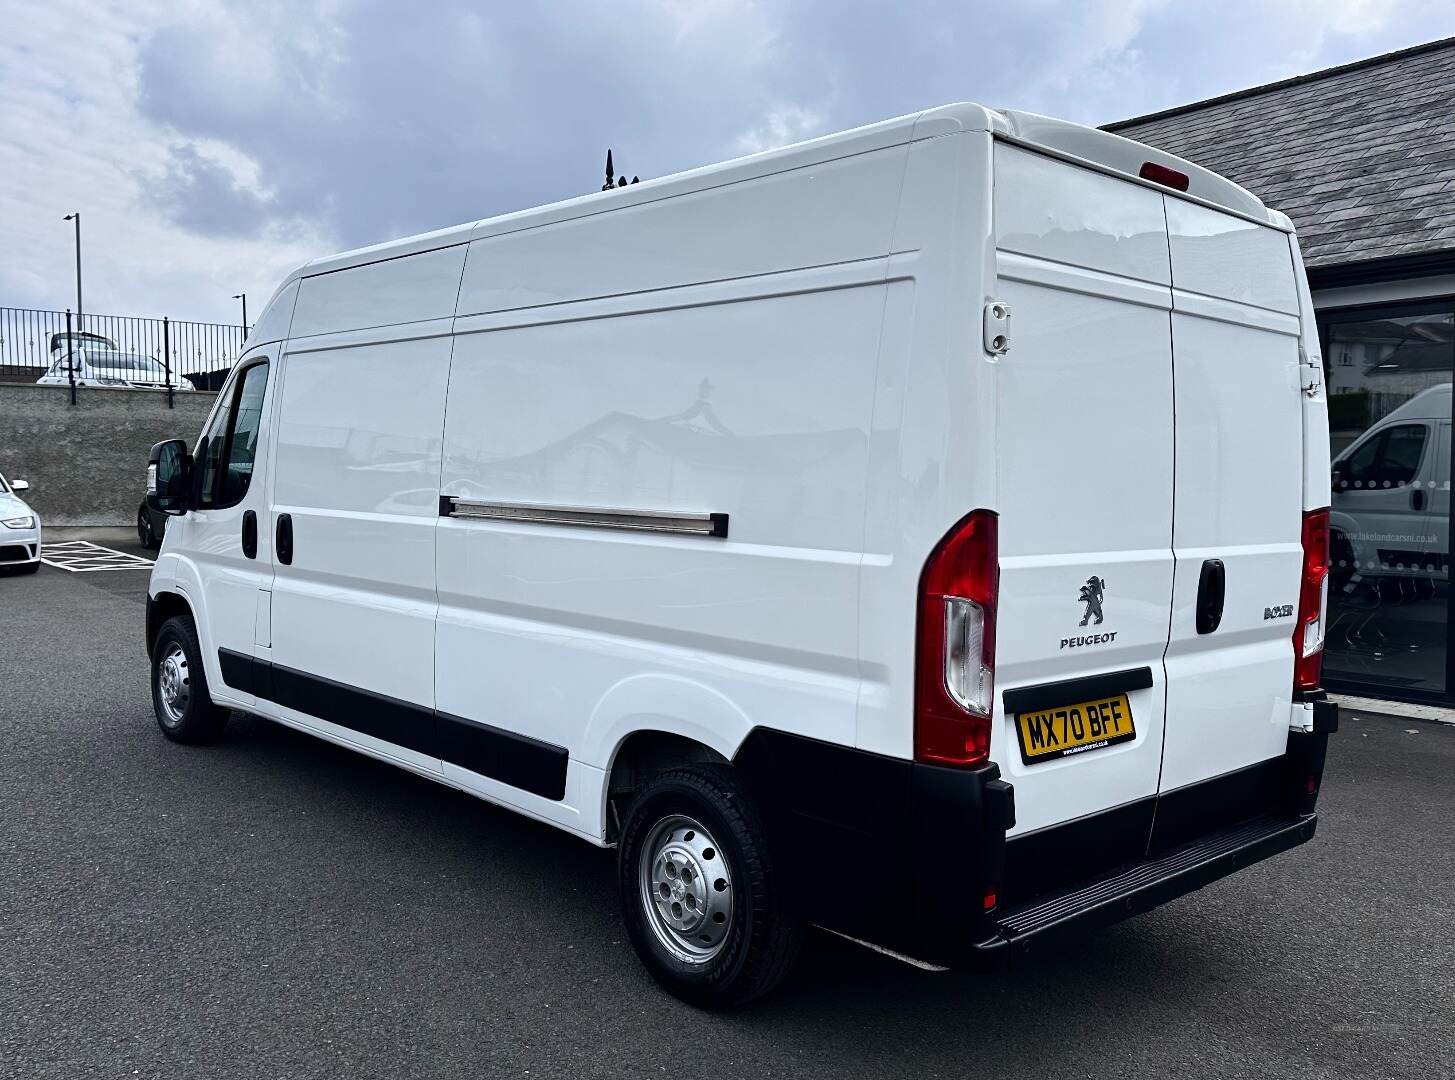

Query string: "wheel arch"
[[603, 729, 731, 845], [146, 589, 195, 654]]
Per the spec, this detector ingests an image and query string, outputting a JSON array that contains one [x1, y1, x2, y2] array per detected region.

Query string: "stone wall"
[[0, 383, 216, 526]]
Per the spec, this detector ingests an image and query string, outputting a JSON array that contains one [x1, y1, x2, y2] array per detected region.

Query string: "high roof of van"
[[1372, 382, 1452, 425], [281, 102, 1282, 288]]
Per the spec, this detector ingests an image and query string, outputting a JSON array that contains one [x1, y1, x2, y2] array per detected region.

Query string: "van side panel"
[[437, 284, 886, 780], [855, 128, 997, 760], [265, 327, 454, 770], [456, 140, 908, 316], [290, 246, 467, 338], [435, 143, 910, 818]]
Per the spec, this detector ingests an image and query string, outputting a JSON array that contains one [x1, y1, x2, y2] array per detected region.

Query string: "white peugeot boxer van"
[[144, 103, 1338, 1006]]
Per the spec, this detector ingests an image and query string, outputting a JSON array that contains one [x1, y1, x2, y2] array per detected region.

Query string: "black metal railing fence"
[[0, 307, 247, 392]]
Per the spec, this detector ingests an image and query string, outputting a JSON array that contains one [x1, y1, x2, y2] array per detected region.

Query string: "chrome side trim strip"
[[440, 497, 728, 539]]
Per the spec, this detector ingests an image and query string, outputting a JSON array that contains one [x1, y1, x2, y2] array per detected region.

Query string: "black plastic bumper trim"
[[732, 729, 1008, 962], [217, 648, 568, 800], [1002, 666, 1155, 715]]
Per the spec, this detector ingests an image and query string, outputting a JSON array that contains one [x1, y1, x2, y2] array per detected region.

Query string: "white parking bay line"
[[41, 540, 155, 572]]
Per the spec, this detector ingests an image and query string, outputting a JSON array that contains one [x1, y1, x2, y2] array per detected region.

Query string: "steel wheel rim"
[[157, 643, 190, 727], [638, 813, 734, 965]]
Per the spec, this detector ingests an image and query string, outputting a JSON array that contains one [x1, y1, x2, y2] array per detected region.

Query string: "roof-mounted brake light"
[[1138, 161, 1190, 192]]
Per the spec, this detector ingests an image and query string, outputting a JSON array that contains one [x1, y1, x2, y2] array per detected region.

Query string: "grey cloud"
[[139, 144, 280, 237], [133, 1, 786, 249], [128, 0, 1455, 255]]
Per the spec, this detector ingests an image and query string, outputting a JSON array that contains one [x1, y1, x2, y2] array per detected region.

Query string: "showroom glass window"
[[1321, 303, 1454, 699]]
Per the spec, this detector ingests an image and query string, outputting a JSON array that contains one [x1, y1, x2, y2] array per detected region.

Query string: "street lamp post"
[[62, 213, 82, 330], [232, 293, 248, 335]]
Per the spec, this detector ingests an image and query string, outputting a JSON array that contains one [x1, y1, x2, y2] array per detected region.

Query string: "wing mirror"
[[147, 439, 193, 515], [11, 479, 29, 492]]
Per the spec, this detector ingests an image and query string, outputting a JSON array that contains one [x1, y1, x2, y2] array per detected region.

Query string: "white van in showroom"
[[144, 103, 1338, 1006], [1330, 382, 1449, 584]]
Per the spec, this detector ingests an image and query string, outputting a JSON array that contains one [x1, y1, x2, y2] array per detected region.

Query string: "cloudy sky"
[[3, 0, 1452, 326]]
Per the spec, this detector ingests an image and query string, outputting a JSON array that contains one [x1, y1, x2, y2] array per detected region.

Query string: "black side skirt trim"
[[217, 648, 567, 801], [1002, 666, 1154, 715], [437, 712, 569, 801]]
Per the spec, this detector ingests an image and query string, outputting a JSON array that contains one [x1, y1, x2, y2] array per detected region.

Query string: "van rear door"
[[991, 143, 1176, 836], [1159, 201, 1305, 793]]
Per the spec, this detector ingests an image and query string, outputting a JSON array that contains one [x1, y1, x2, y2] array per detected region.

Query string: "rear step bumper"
[[973, 812, 1317, 966], [733, 701, 1334, 971]]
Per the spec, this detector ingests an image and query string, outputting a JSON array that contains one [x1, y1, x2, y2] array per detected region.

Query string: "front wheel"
[[150, 616, 230, 743], [618, 765, 801, 1008]]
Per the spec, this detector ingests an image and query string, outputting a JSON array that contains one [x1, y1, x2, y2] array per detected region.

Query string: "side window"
[[1340, 433, 1384, 486], [197, 360, 270, 509], [1377, 424, 1427, 486], [1341, 425, 1428, 489], [221, 363, 269, 504], [196, 392, 232, 508]]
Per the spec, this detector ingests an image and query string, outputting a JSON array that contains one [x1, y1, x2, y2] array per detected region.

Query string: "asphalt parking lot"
[[2, 533, 1453, 1079]]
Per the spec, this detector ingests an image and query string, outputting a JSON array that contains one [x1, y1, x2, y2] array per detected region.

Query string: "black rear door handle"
[[1196, 558, 1225, 635], [1411, 487, 1426, 510], [241, 510, 257, 559], [276, 513, 293, 566]]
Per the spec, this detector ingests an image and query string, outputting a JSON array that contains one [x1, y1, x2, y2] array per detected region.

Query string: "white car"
[[144, 102, 1337, 1006], [0, 473, 41, 575], [37, 343, 190, 391]]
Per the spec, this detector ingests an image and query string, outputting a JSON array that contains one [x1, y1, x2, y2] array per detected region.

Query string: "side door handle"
[[241, 510, 257, 559], [275, 513, 293, 566], [1196, 558, 1225, 635], [1411, 487, 1426, 510]]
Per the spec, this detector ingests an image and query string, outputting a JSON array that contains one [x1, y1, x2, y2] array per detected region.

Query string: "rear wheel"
[[150, 616, 229, 743], [618, 765, 801, 1008]]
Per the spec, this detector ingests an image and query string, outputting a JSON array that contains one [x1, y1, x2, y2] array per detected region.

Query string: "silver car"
[[0, 473, 41, 575]]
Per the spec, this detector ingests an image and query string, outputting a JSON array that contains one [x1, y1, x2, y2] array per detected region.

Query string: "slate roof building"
[[1111, 38, 1455, 704]]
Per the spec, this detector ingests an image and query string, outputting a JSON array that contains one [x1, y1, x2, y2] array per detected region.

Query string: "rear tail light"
[[916, 510, 998, 766], [1138, 161, 1190, 191], [1294, 508, 1330, 692]]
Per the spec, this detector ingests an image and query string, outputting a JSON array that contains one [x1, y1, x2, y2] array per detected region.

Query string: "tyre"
[[150, 616, 230, 743], [137, 505, 155, 549], [16, 561, 40, 575], [618, 764, 801, 1008]]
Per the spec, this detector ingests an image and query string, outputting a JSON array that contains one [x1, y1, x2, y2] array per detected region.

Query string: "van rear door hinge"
[[1299, 346, 1323, 397], [983, 301, 1011, 356]]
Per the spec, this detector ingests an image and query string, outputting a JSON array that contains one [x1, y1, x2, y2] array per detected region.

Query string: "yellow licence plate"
[[1015, 693, 1135, 764]]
